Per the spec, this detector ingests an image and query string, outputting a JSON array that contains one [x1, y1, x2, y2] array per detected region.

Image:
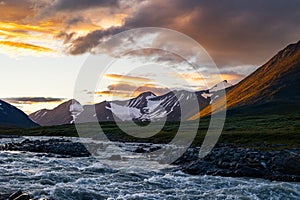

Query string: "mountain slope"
[[29, 78, 233, 126], [110, 90, 210, 122], [190, 40, 300, 119], [32, 88, 213, 126], [76, 90, 211, 123], [29, 100, 83, 126], [0, 100, 38, 128]]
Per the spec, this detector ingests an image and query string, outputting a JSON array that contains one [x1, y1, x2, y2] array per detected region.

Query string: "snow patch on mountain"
[[106, 103, 142, 121], [201, 93, 212, 99]]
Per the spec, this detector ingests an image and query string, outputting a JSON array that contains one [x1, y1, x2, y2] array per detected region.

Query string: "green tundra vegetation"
[[1, 113, 299, 149]]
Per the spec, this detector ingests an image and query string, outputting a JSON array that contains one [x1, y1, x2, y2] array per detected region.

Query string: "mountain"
[[190, 40, 300, 119], [31, 88, 216, 126], [29, 99, 83, 126], [72, 90, 211, 124], [107, 90, 210, 122], [75, 100, 114, 123], [28, 78, 233, 126], [0, 99, 38, 128]]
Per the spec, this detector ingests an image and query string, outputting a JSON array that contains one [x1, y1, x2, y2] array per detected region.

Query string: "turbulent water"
[[0, 137, 299, 200]]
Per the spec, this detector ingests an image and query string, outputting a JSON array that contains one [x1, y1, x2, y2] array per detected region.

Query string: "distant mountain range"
[[29, 80, 230, 126], [0, 100, 38, 128], [30, 87, 222, 126], [1, 40, 299, 127]]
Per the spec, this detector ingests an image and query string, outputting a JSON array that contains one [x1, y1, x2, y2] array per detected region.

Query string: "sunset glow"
[[0, 0, 299, 113]]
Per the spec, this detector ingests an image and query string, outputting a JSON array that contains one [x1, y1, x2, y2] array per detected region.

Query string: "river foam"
[[0, 137, 299, 199]]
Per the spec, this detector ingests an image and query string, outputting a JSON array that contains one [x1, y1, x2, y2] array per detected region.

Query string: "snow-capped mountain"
[[31, 88, 218, 126], [29, 99, 83, 126], [105, 90, 210, 122], [0, 100, 38, 128], [29, 79, 232, 126]]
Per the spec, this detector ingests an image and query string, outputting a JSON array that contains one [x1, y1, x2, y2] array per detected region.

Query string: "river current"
[[0, 137, 299, 200]]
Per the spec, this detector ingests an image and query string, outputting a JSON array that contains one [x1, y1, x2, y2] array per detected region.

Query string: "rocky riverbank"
[[0, 138, 299, 182], [0, 138, 91, 157], [172, 143, 300, 182]]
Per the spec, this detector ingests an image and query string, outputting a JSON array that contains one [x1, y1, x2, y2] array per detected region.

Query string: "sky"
[[0, 0, 299, 114]]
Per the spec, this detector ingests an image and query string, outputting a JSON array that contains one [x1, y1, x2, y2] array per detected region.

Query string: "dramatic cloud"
[[0, 0, 128, 55], [66, 0, 300, 67], [127, 0, 300, 66], [0, 20, 59, 55], [0, 0, 35, 22], [43, 0, 120, 13], [68, 26, 128, 54], [216, 73, 245, 85], [175, 71, 244, 90], [0, 41, 55, 52], [132, 84, 170, 96], [96, 82, 169, 99], [1, 0, 300, 90], [4, 97, 66, 104], [2, 0, 299, 66], [92, 73, 171, 99], [0, 21, 57, 35], [104, 74, 151, 83]]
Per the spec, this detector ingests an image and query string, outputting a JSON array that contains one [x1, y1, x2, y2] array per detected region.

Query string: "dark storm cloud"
[[127, 0, 300, 66], [67, 0, 300, 66], [56, 31, 76, 44], [43, 0, 119, 13], [4, 97, 66, 104], [65, 16, 85, 26], [68, 26, 128, 54]]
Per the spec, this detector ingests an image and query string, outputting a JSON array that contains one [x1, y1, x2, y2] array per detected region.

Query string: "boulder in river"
[[0, 138, 91, 157]]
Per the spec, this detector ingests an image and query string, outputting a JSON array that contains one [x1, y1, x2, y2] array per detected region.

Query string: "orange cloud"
[[0, 21, 61, 44], [132, 84, 169, 97], [0, 1, 34, 22], [95, 90, 133, 98], [95, 82, 169, 99], [0, 22, 59, 34], [176, 72, 244, 90], [178, 72, 206, 82], [93, 13, 127, 29], [104, 74, 152, 83], [0, 41, 56, 52], [219, 73, 245, 84]]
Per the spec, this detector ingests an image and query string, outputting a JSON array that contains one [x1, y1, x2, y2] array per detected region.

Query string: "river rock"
[[282, 155, 300, 175], [176, 143, 300, 182], [9, 190, 23, 200], [109, 154, 122, 161], [0, 139, 91, 157], [9, 190, 31, 200], [13, 194, 31, 200]]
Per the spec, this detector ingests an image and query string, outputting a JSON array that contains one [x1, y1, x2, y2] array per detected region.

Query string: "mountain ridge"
[[29, 99, 83, 126], [0, 99, 38, 128], [190, 40, 300, 119]]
